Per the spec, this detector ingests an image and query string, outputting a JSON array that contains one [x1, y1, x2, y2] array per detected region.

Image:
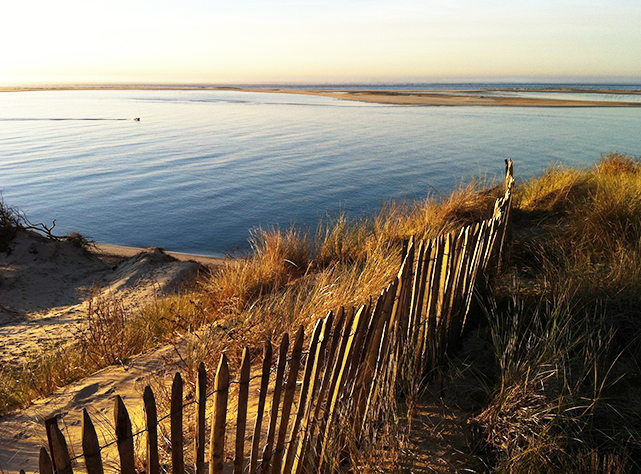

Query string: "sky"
[[2, 0, 640, 85]]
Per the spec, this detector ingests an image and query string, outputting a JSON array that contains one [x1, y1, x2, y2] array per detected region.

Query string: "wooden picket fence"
[[34, 161, 514, 474]]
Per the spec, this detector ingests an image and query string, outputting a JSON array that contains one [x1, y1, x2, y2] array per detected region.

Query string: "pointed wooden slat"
[[458, 222, 482, 331], [316, 306, 354, 432], [445, 227, 470, 352], [408, 239, 426, 340], [462, 222, 487, 318], [250, 341, 273, 474], [115, 395, 135, 474], [308, 307, 345, 434], [443, 232, 460, 352], [260, 334, 289, 474], [195, 362, 207, 474], [171, 372, 184, 474], [284, 313, 333, 474], [353, 290, 394, 433], [272, 326, 304, 474], [414, 239, 433, 369], [210, 354, 230, 474], [358, 293, 385, 370], [348, 295, 384, 405], [39, 447, 54, 474], [357, 280, 397, 421], [47, 416, 73, 474], [389, 242, 414, 389], [360, 321, 389, 429], [389, 242, 414, 349], [449, 225, 478, 347], [44, 417, 58, 473], [435, 233, 455, 359], [144, 386, 160, 474], [234, 348, 251, 474], [318, 304, 367, 467], [483, 218, 498, 271], [82, 409, 104, 474], [290, 318, 331, 474], [342, 302, 372, 399], [301, 310, 345, 473], [424, 236, 443, 369]]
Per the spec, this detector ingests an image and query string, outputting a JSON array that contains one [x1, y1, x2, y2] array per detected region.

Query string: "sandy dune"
[[0, 232, 224, 472], [0, 231, 214, 370]]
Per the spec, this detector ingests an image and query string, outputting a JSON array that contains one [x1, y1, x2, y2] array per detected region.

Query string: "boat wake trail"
[[0, 118, 140, 121]]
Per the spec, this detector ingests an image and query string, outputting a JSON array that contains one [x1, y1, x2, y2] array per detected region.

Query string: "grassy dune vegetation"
[[0, 178, 499, 414], [3, 153, 641, 472]]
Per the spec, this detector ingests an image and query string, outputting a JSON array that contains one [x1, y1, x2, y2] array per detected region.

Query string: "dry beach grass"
[[3, 154, 641, 472]]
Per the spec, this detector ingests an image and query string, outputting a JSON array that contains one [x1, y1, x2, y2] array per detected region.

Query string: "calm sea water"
[[1, 88, 641, 256]]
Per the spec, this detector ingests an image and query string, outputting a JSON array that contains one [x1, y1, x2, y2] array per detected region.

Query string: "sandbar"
[[1, 84, 641, 107]]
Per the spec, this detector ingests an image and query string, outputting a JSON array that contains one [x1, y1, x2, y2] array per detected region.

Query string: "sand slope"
[[0, 232, 219, 472], [0, 231, 207, 369]]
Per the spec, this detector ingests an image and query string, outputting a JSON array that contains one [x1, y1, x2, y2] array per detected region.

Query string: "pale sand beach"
[[2, 84, 641, 107], [93, 243, 226, 267]]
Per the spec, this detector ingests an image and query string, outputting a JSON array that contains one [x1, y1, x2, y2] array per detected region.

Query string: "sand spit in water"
[[2, 84, 641, 107]]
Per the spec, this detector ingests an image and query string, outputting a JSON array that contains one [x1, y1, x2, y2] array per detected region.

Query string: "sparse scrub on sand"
[[0, 291, 206, 416], [0, 195, 94, 251], [0, 196, 20, 252]]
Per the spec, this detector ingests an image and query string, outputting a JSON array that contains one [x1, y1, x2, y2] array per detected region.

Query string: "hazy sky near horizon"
[[2, 0, 640, 84]]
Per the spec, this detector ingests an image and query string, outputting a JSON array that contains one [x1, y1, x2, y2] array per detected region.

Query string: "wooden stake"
[[115, 395, 135, 474], [171, 372, 184, 474], [144, 386, 160, 474], [82, 409, 104, 474], [209, 354, 230, 474], [234, 349, 251, 474], [250, 341, 273, 474], [195, 362, 207, 474]]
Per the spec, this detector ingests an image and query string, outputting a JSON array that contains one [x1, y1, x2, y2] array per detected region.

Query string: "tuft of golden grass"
[[189, 178, 499, 376]]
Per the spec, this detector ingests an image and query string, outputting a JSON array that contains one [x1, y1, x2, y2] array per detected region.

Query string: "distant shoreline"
[[2, 84, 641, 107]]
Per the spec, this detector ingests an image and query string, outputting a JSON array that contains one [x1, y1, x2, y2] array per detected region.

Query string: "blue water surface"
[[1, 89, 640, 256]]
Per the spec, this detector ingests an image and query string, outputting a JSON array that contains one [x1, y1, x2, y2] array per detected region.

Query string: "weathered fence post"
[[261, 334, 289, 474], [234, 348, 251, 474], [210, 354, 230, 474], [115, 395, 135, 474], [39, 447, 54, 474], [284, 316, 328, 474], [171, 372, 184, 474], [272, 327, 304, 474], [144, 386, 160, 474], [82, 409, 104, 474], [47, 416, 73, 474], [195, 362, 207, 474], [250, 341, 273, 474]]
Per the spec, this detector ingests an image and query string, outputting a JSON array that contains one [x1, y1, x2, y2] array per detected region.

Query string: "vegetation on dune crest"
[[473, 153, 641, 473]]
